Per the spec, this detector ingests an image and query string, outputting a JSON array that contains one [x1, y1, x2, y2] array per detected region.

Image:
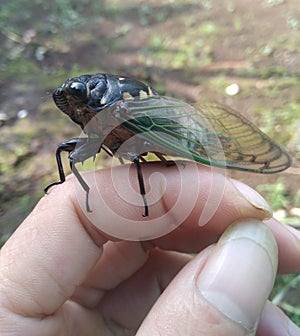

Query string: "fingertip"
[[265, 218, 300, 273], [230, 179, 273, 220], [197, 219, 278, 333], [257, 301, 300, 336]]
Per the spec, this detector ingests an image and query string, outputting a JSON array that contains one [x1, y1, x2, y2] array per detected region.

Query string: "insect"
[[45, 73, 291, 216]]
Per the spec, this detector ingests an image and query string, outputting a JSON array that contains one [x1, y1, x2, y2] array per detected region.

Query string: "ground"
[[0, 0, 299, 324]]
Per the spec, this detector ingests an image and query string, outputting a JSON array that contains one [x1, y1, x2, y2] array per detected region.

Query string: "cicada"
[[45, 73, 291, 216]]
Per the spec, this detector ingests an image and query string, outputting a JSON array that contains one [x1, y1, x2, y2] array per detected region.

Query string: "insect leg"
[[44, 146, 66, 193], [153, 152, 176, 167], [68, 138, 103, 213], [44, 138, 89, 192], [69, 156, 92, 212], [118, 157, 125, 164], [132, 156, 149, 217], [101, 145, 113, 157]]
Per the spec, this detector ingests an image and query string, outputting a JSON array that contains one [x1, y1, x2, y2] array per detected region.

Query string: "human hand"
[[0, 163, 299, 335]]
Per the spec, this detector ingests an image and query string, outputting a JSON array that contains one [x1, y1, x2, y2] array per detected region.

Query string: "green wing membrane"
[[113, 96, 291, 173]]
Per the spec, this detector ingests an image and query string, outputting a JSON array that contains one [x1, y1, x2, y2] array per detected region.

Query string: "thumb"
[[137, 219, 278, 336]]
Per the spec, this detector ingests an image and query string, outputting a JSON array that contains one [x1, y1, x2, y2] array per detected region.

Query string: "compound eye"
[[67, 81, 88, 100]]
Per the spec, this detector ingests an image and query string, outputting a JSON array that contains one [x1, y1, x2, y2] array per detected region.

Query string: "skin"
[[0, 163, 299, 335]]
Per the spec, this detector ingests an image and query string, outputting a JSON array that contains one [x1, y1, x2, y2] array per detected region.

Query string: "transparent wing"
[[112, 96, 291, 173]]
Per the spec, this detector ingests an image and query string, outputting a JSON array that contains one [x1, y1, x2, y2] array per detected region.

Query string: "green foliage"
[[295, 190, 300, 207], [0, 233, 10, 248], [266, 0, 285, 6], [138, 4, 169, 26], [271, 274, 300, 326], [199, 22, 218, 34], [286, 15, 300, 30], [253, 96, 300, 145], [0, 0, 104, 33], [257, 181, 289, 210]]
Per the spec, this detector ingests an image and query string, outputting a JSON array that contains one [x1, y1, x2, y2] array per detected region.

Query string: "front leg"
[[45, 138, 90, 192], [68, 138, 103, 212], [45, 138, 101, 212]]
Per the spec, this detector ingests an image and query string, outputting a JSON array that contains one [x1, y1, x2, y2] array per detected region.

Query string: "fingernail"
[[231, 179, 273, 219], [197, 219, 278, 333]]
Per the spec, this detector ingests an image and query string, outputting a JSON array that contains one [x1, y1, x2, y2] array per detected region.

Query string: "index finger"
[[75, 162, 272, 247], [0, 162, 273, 319]]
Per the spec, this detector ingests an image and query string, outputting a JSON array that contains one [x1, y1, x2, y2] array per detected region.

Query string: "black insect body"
[[45, 73, 291, 216]]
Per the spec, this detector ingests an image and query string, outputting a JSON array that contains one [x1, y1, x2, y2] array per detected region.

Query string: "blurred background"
[[0, 0, 299, 325]]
